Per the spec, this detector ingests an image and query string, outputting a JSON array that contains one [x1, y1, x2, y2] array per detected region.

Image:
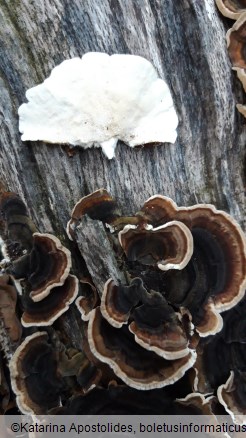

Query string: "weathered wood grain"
[[0, 0, 245, 353], [0, 0, 245, 234], [75, 216, 126, 296]]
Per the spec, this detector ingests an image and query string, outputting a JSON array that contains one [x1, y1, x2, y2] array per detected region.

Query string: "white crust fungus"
[[19, 52, 178, 159]]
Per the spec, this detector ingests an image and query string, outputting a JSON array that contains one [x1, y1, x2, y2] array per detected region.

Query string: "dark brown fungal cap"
[[100, 277, 145, 328], [193, 296, 246, 395], [119, 221, 193, 271], [129, 299, 190, 360], [141, 196, 246, 314], [21, 274, 79, 327], [87, 308, 196, 390], [0, 192, 37, 251], [226, 13, 246, 68], [215, 0, 246, 19], [10, 332, 63, 414], [0, 274, 22, 343], [218, 371, 246, 425], [195, 299, 223, 337], [67, 189, 120, 240], [177, 393, 217, 415], [57, 347, 102, 393], [27, 233, 71, 302], [101, 277, 190, 359], [75, 278, 99, 321]]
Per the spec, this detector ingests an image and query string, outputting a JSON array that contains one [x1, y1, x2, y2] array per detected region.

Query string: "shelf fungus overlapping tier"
[[9, 332, 64, 415], [9, 332, 101, 415], [87, 307, 196, 390], [218, 371, 246, 425], [8, 233, 72, 302], [215, 0, 246, 19], [2, 190, 246, 415], [70, 189, 246, 400], [21, 274, 78, 327]]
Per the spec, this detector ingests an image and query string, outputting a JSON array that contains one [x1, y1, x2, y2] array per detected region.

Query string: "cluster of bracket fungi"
[[0, 188, 245, 423], [215, 0, 246, 117]]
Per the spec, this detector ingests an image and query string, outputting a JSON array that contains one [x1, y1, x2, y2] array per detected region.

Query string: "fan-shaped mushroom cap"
[[10, 332, 63, 414], [87, 308, 196, 390], [141, 195, 246, 313], [100, 277, 144, 328], [0, 274, 22, 342], [101, 277, 191, 360], [218, 371, 246, 425], [119, 221, 193, 271], [215, 0, 246, 19], [21, 274, 78, 327], [15, 233, 71, 302], [67, 189, 119, 240], [19, 53, 178, 159], [226, 13, 246, 68], [195, 299, 223, 337], [75, 278, 99, 321]]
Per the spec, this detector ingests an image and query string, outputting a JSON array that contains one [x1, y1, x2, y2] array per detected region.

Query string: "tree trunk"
[[0, 0, 245, 412]]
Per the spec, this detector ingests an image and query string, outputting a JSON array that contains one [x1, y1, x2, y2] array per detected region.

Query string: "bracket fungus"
[[226, 12, 246, 69], [9, 232, 72, 302], [217, 371, 246, 425], [215, 0, 246, 19], [75, 278, 99, 322], [67, 188, 120, 240], [101, 277, 192, 360], [0, 274, 22, 343], [0, 192, 37, 254], [10, 332, 64, 415], [21, 274, 78, 327], [18, 52, 178, 159], [118, 221, 193, 271], [140, 195, 246, 315], [87, 307, 196, 390]]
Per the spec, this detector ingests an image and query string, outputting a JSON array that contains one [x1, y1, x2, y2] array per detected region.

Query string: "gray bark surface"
[[0, 0, 245, 234], [0, 0, 245, 352]]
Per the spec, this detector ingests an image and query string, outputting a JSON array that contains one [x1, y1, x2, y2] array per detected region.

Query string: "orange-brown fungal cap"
[[218, 371, 246, 425], [75, 278, 99, 321], [28, 233, 71, 302], [67, 189, 120, 240], [87, 307, 196, 390], [9, 332, 63, 414], [21, 274, 78, 327], [119, 221, 193, 271], [0, 274, 22, 342], [226, 12, 246, 68], [141, 195, 246, 313], [215, 0, 246, 19]]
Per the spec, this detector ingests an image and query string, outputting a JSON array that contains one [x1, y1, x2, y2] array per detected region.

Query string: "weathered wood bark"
[[0, 0, 245, 351]]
